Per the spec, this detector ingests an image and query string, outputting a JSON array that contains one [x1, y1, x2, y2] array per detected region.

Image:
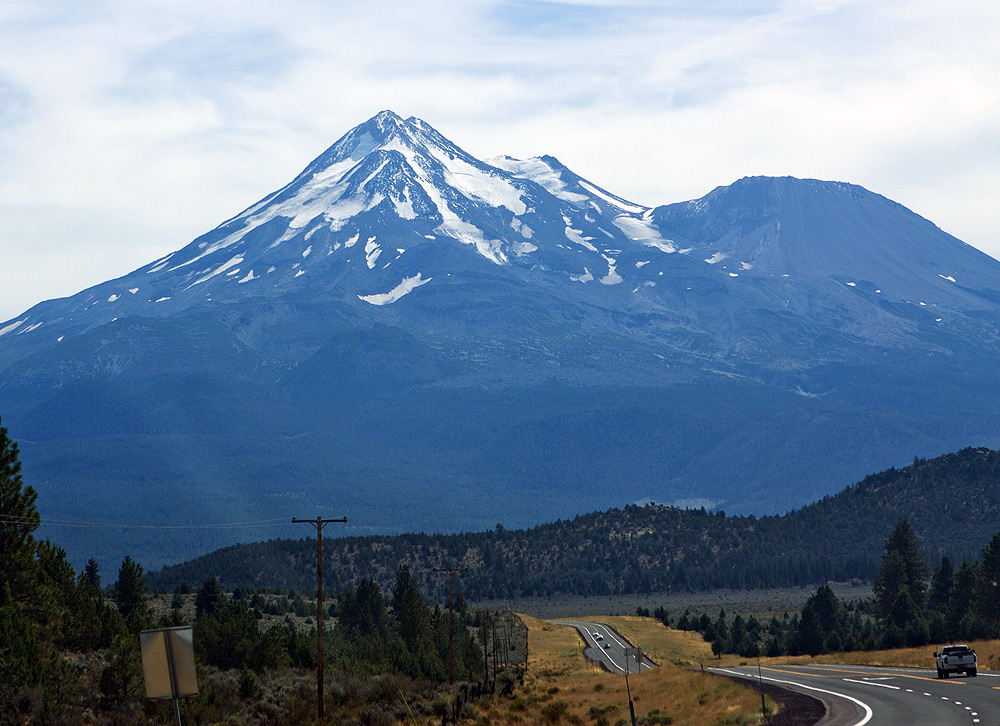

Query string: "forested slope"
[[149, 447, 1000, 601]]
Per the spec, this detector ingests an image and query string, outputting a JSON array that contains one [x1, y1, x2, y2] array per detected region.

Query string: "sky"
[[1, 0, 999, 322]]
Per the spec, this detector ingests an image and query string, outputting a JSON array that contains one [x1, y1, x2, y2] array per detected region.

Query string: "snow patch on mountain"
[[365, 237, 382, 269], [187, 255, 244, 289], [578, 180, 645, 213], [0, 319, 27, 336], [563, 218, 598, 251], [600, 256, 623, 285], [613, 217, 675, 253], [435, 154, 527, 216], [394, 190, 417, 219], [359, 273, 432, 305], [488, 156, 588, 203], [438, 217, 507, 265]]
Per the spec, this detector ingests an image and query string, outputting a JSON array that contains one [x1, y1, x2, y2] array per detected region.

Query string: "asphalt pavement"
[[551, 620, 657, 674], [710, 662, 996, 726]]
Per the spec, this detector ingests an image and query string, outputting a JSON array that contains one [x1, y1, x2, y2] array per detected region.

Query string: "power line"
[[0, 514, 292, 530]]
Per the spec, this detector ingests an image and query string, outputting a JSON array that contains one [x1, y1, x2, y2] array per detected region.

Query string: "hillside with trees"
[[149, 447, 1000, 601], [1, 415, 518, 724], [679, 518, 1000, 660]]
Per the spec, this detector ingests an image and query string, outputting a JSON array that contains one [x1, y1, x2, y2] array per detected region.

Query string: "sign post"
[[140, 626, 199, 726], [623, 646, 643, 726]]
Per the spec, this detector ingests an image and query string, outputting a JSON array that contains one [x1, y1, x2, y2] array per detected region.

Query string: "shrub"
[[541, 701, 569, 723]]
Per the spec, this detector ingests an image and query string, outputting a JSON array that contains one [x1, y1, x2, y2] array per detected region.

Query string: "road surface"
[[552, 620, 656, 674], [711, 662, 996, 725]]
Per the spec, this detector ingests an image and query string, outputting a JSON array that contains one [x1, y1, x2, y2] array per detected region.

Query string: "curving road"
[[710, 662, 996, 725], [552, 620, 656, 674]]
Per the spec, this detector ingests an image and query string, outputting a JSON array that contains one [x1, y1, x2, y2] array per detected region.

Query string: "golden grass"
[[773, 639, 1000, 671], [473, 615, 774, 726]]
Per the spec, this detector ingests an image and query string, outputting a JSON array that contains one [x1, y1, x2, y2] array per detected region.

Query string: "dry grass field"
[[775, 639, 1000, 672], [470, 614, 774, 726], [475, 583, 871, 621]]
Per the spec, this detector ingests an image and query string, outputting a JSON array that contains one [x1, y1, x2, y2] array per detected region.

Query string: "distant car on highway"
[[603, 643, 610, 649], [935, 645, 977, 678], [595, 633, 603, 641]]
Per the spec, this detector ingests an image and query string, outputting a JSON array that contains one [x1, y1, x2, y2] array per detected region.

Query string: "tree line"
[[150, 447, 1000, 601], [663, 518, 1000, 658]]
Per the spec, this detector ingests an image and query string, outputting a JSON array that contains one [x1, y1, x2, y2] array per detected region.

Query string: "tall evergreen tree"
[[872, 520, 930, 634], [927, 556, 954, 613], [195, 576, 226, 618], [796, 603, 825, 656], [948, 561, 981, 639], [0, 417, 40, 607], [111, 556, 151, 628], [976, 532, 1000, 633]]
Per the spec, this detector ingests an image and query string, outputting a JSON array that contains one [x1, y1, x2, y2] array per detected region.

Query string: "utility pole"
[[757, 653, 767, 722], [292, 515, 347, 722], [456, 592, 475, 683], [492, 620, 499, 677], [433, 567, 468, 683]]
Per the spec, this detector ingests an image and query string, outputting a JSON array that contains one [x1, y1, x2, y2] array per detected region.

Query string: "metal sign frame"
[[140, 626, 198, 725]]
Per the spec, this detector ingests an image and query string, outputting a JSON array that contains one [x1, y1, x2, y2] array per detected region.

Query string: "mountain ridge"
[[145, 445, 1000, 601], [2, 111, 1000, 569]]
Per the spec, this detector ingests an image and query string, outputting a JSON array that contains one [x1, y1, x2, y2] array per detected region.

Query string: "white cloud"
[[1, 0, 999, 320]]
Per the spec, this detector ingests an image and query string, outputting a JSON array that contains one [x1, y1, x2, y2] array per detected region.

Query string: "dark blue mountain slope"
[[2, 112, 1000, 568]]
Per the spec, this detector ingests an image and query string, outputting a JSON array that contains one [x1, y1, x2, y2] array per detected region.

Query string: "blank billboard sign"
[[139, 626, 198, 700]]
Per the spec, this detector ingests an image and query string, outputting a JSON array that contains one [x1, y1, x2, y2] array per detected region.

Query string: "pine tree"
[[111, 556, 151, 628], [81, 559, 102, 598], [195, 576, 226, 618], [872, 520, 930, 637], [948, 561, 981, 640], [927, 556, 954, 613], [0, 417, 40, 607], [976, 533, 1000, 633], [796, 604, 826, 655]]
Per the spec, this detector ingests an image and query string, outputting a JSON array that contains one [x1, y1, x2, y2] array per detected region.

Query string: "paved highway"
[[552, 620, 656, 674], [710, 662, 998, 725]]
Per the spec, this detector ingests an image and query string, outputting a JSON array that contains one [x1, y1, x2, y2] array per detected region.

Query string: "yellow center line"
[[759, 665, 965, 685]]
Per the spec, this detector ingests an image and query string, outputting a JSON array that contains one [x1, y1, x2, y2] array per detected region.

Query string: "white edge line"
[[842, 678, 900, 690], [713, 668, 873, 726]]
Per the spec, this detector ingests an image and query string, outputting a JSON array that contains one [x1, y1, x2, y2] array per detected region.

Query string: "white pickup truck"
[[935, 645, 977, 678]]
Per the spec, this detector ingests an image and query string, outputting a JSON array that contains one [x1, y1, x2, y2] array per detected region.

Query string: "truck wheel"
[[970, 669, 977, 677], [937, 668, 943, 679], [943, 669, 949, 679]]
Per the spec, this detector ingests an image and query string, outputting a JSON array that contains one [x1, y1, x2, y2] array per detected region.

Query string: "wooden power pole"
[[433, 567, 467, 683], [292, 516, 347, 722]]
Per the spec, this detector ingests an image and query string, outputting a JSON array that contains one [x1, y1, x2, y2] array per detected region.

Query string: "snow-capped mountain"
[[0, 111, 675, 357], [3, 111, 1000, 569]]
